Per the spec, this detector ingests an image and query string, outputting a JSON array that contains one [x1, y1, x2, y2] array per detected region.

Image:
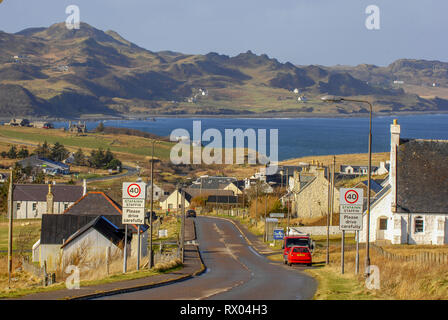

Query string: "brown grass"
[[312, 243, 448, 299]]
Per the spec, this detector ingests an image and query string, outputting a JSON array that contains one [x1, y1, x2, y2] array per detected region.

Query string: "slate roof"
[[13, 184, 83, 202], [397, 139, 448, 213], [356, 179, 384, 194], [206, 195, 238, 204], [61, 216, 126, 249], [18, 155, 69, 170], [190, 176, 237, 190], [62, 192, 148, 233], [182, 188, 234, 199], [63, 192, 122, 216], [41, 214, 126, 245]]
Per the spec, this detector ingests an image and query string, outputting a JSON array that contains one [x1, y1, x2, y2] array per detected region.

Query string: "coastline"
[[2, 110, 448, 122]]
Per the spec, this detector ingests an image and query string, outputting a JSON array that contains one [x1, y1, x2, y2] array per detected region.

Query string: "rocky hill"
[[0, 22, 447, 118]]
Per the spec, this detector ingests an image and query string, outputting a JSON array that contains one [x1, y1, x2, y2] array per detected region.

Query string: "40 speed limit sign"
[[122, 182, 146, 224], [339, 188, 363, 231]]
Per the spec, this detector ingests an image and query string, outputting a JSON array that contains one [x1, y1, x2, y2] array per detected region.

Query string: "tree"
[[96, 122, 105, 133], [106, 158, 122, 171], [33, 171, 46, 184], [7, 145, 17, 159], [50, 142, 69, 162], [17, 147, 29, 159], [36, 141, 51, 158], [73, 148, 86, 166]]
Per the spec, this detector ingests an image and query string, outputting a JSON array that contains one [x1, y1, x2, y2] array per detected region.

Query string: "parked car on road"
[[186, 209, 196, 218], [282, 235, 314, 264], [287, 246, 312, 267]]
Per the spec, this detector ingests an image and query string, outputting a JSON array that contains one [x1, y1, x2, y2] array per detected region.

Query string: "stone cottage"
[[290, 164, 340, 220]]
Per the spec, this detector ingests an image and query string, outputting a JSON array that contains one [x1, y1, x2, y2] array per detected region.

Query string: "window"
[[379, 218, 388, 230], [32, 203, 37, 211], [415, 216, 424, 233], [16, 203, 21, 210]]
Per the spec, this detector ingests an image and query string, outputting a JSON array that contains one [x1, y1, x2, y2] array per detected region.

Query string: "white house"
[[13, 184, 84, 219], [359, 120, 448, 245], [146, 181, 165, 202]]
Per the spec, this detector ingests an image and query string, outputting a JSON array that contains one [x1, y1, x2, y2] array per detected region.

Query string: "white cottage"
[[359, 120, 448, 245]]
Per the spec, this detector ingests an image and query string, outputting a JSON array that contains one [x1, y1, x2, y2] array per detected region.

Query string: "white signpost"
[[122, 182, 146, 224], [339, 188, 364, 274], [339, 188, 364, 231], [122, 182, 146, 273]]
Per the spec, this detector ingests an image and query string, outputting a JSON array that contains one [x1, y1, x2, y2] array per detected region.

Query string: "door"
[[377, 217, 388, 240]]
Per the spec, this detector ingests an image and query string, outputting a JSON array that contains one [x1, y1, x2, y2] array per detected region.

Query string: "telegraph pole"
[[180, 188, 185, 263], [7, 168, 13, 288], [326, 165, 330, 265], [149, 140, 156, 269]]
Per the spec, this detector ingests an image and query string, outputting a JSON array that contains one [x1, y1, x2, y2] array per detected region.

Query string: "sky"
[[0, 0, 447, 66]]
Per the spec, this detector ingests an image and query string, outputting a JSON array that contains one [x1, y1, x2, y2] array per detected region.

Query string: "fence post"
[[106, 247, 110, 275]]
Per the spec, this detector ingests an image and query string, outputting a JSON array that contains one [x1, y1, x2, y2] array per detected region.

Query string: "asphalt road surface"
[[98, 216, 317, 300]]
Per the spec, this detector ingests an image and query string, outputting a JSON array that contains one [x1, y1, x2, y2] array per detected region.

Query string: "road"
[[98, 216, 317, 300]]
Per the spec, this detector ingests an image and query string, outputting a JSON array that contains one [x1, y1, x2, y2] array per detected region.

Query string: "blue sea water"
[[54, 114, 448, 161]]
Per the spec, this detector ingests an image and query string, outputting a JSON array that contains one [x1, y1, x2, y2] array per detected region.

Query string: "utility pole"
[[330, 155, 336, 226], [7, 168, 13, 288], [326, 167, 330, 265], [180, 188, 185, 263], [148, 140, 156, 269], [264, 191, 268, 242]]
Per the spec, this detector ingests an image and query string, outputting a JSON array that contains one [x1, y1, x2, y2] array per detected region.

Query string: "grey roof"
[[63, 192, 122, 216], [191, 176, 237, 190], [357, 179, 384, 194], [41, 214, 126, 245], [61, 216, 126, 249], [206, 195, 238, 204], [397, 139, 448, 213], [13, 184, 83, 202]]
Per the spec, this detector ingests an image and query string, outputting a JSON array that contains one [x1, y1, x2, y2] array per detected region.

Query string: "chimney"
[[390, 119, 400, 212], [46, 184, 54, 214], [83, 179, 87, 196]]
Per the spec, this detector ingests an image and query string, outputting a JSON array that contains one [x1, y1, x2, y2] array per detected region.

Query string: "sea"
[[54, 114, 448, 161]]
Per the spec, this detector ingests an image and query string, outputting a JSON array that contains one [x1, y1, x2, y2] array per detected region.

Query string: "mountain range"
[[1, 22, 447, 118]]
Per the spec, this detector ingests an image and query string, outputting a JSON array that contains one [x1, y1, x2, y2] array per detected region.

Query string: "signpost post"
[[339, 188, 364, 275], [122, 182, 146, 273]]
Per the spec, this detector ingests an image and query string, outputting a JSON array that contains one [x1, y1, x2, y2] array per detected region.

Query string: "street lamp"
[[321, 95, 373, 273], [148, 139, 159, 269]]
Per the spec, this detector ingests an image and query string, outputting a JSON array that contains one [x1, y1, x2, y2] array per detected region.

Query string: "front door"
[[377, 217, 388, 240]]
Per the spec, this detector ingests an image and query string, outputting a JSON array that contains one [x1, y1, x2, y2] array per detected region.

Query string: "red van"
[[287, 246, 312, 266], [282, 235, 313, 264]]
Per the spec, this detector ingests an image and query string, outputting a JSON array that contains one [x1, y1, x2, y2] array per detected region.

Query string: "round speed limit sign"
[[340, 188, 363, 205], [345, 190, 359, 204], [127, 184, 142, 198]]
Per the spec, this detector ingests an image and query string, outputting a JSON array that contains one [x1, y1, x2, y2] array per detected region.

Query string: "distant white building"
[[146, 181, 165, 201], [13, 184, 84, 219]]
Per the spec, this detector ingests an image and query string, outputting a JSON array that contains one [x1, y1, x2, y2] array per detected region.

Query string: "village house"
[[340, 165, 380, 176], [33, 191, 148, 270], [160, 187, 234, 211], [18, 155, 71, 175], [146, 181, 166, 201], [8, 118, 30, 127], [359, 120, 448, 245], [290, 163, 340, 220], [13, 184, 84, 219], [68, 120, 87, 134]]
